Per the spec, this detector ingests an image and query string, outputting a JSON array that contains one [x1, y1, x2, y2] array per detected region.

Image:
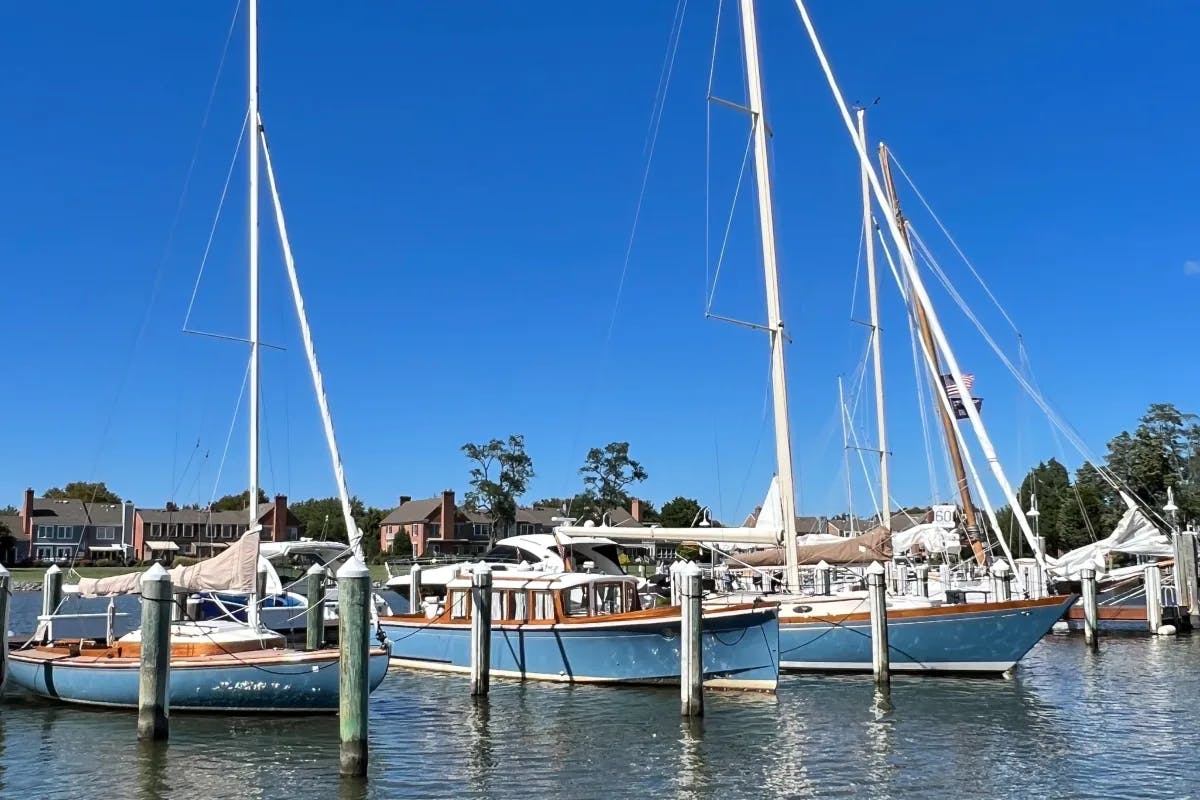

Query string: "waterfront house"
[[133, 495, 300, 563], [19, 488, 136, 564]]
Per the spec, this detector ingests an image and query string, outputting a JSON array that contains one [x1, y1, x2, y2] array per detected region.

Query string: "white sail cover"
[[1047, 502, 1170, 580], [76, 531, 263, 598], [891, 522, 962, 554], [755, 476, 785, 532]]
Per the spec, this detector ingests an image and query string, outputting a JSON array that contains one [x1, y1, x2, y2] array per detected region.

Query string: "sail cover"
[[735, 527, 892, 567], [76, 531, 262, 597], [891, 523, 962, 555], [1047, 503, 1170, 580]]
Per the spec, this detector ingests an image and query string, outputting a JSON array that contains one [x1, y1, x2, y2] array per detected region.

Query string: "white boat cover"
[[76, 531, 263, 597], [1047, 499, 1171, 580], [891, 523, 962, 554]]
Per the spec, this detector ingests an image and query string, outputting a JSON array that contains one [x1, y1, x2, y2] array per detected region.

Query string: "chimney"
[[22, 487, 34, 541], [273, 494, 289, 542], [630, 498, 642, 523], [398, 495, 411, 508], [440, 489, 455, 541]]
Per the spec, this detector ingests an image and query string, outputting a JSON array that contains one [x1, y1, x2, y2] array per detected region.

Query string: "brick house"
[[133, 494, 300, 563], [19, 488, 136, 564]]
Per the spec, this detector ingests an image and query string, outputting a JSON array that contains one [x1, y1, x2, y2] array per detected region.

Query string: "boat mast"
[[858, 109, 889, 532], [248, 0, 260, 529], [247, 0, 262, 626], [739, 0, 800, 592], [878, 146, 985, 565]]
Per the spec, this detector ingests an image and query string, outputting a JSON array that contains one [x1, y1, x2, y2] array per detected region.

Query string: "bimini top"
[[443, 570, 640, 593]]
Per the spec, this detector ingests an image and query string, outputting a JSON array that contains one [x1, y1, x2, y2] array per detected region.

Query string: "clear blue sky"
[[2, 2, 1196, 523]]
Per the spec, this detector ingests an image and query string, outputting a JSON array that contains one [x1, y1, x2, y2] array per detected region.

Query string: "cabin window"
[[564, 585, 591, 617], [491, 591, 507, 621], [512, 591, 528, 622], [532, 590, 555, 620], [594, 583, 627, 615], [449, 590, 469, 620]]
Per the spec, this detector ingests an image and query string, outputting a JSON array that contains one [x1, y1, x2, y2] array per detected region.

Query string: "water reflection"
[[136, 741, 169, 800]]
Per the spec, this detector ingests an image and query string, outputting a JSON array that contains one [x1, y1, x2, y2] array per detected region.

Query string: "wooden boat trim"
[[778, 594, 1074, 625], [9, 643, 389, 669]]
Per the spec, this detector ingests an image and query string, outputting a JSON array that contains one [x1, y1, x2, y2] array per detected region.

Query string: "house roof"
[[27, 499, 125, 526], [137, 502, 299, 527], [517, 507, 562, 527], [382, 497, 443, 525], [0, 514, 20, 536], [602, 507, 644, 528]]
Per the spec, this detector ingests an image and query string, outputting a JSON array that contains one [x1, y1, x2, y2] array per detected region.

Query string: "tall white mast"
[[739, 0, 800, 592], [247, 0, 260, 528], [858, 108, 890, 531]]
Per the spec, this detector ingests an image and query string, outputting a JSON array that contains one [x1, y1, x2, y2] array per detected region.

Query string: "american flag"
[[941, 373, 975, 399]]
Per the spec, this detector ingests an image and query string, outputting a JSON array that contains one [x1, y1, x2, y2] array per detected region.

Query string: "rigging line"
[[731, 352, 776, 520], [207, 356, 253, 509], [704, 0, 725, 310], [705, 124, 756, 312], [848, 215, 865, 321], [904, 223, 1162, 524], [646, 0, 689, 157], [884, 146, 1021, 336], [183, 108, 250, 331], [82, 0, 246, 490]]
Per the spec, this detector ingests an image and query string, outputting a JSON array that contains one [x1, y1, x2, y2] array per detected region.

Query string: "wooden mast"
[[878, 144, 986, 565]]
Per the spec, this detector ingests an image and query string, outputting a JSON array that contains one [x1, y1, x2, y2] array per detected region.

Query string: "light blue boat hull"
[[779, 596, 1074, 675], [5, 650, 390, 712], [382, 609, 779, 690]]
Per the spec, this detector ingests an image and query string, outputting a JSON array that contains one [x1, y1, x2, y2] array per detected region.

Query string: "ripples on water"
[[2, 593, 1196, 799]]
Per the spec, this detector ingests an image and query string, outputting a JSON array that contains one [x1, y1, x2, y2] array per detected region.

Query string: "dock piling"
[[1175, 532, 1199, 627], [993, 561, 1013, 602], [138, 563, 172, 742], [915, 565, 929, 598], [409, 563, 423, 615], [306, 563, 326, 651], [0, 563, 9, 692], [469, 564, 493, 698], [41, 564, 63, 643], [816, 560, 832, 596], [680, 560, 704, 718], [866, 561, 890, 686], [1144, 564, 1164, 633], [337, 556, 371, 777], [1080, 567, 1099, 649]]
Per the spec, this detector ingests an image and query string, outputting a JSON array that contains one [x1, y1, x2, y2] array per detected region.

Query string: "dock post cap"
[[993, 561, 1011, 575], [141, 562, 171, 584], [336, 555, 370, 579], [473, 562, 492, 576], [680, 560, 703, 577], [45, 564, 62, 575], [1080, 567, 1096, 578], [306, 562, 327, 576], [816, 560, 830, 569], [865, 561, 886, 576], [0, 563, 9, 578]]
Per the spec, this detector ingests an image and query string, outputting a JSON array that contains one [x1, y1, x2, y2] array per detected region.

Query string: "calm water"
[[3, 591, 1195, 799]]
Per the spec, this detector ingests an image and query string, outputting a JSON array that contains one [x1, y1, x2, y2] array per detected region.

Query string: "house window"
[[181, 524, 194, 539], [57, 526, 71, 540], [224, 525, 234, 538], [97, 527, 115, 541], [473, 523, 491, 538], [55, 546, 72, 560], [37, 525, 54, 539], [150, 523, 161, 538], [36, 546, 53, 561], [517, 523, 534, 536], [167, 524, 178, 538]]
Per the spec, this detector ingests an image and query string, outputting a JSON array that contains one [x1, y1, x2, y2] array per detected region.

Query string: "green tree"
[[45, 481, 121, 504], [579, 442, 647, 514], [0, 517, 17, 565], [659, 496, 703, 528], [463, 434, 535, 546], [211, 489, 269, 512], [0, 505, 18, 515], [288, 496, 386, 560]]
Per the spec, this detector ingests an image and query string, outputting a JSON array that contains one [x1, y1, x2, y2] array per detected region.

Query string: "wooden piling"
[[816, 560, 832, 596], [1176, 532, 1199, 626], [1143, 564, 1163, 633], [41, 564, 63, 643], [915, 565, 930, 598], [1080, 567, 1099, 649], [470, 564, 493, 698], [337, 557, 371, 777], [866, 562, 890, 686], [993, 561, 1012, 602], [138, 563, 172, 742], [0, 563, 9, 692], [305, 564, 326, 651], [409, 563, 423, 615], [679, 560, 704, 718]]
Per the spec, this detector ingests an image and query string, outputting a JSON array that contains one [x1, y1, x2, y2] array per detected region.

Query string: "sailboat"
[[556, 0, 1072, 675], [4, 0, 389, 711]]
